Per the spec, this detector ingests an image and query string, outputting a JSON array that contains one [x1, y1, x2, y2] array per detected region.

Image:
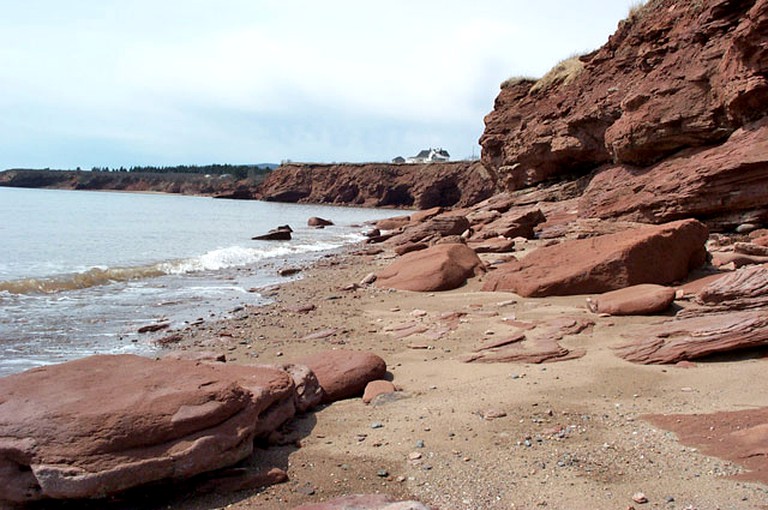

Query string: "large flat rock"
[[614, 310, 768, 364], [0, 354, 296, 503], [483, 219, 708, 297]]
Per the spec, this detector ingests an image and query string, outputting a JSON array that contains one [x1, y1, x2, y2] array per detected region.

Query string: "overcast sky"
[[0, 1, 638, 169]]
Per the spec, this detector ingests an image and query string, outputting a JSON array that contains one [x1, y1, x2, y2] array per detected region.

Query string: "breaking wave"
[[0, 242, 341, 295]]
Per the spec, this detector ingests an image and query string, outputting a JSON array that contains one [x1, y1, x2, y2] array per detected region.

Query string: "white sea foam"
[[161, 242, 340, 274]]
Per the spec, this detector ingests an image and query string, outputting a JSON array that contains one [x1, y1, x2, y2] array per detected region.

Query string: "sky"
[[0, 1, 640, 169]]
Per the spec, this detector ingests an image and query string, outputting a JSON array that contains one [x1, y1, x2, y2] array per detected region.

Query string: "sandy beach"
[[152, 239, 768, 510]]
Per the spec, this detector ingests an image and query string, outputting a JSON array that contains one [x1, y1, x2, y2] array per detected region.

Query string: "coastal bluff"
[[254, 161, 496, 209]]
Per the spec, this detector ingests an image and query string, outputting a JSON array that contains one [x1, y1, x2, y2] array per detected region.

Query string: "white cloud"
[[0, 0, 640, 167]]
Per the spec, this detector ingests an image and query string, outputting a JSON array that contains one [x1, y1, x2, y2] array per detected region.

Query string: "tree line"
[[89, 164, 276, 180]]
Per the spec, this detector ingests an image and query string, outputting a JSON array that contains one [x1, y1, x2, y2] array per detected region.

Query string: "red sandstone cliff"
[[480, 0, 768, 229], [255, 161, 496, 209]]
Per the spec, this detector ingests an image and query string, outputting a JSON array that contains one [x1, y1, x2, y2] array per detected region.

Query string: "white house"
[[401, 148, 451, 164]]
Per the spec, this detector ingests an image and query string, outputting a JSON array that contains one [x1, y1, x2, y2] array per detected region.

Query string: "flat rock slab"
[[462, 318, 591, 364], [646, 407, 768, 485], [375, 243, 484, 292], [0, 354, 296, 503], [614, 310, 768, 364], [292, 494, 432, 509], [483, 219, 708, 297], [295, 350, 387, 404], [588, 284, 676, 315]]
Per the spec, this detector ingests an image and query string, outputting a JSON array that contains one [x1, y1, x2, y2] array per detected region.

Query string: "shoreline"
[[157, 237, 768, 510]]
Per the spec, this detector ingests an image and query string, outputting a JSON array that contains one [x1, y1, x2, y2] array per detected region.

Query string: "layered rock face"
[[480, 0, 768, 229], [256, 161, 496, 209]]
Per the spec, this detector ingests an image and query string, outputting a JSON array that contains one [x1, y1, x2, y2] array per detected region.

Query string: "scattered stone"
[[632, 492, 648, 504], [587, 284, 676, 316], [463, 318, 591, 364], [371, 422, 384, 429], [278, 267, 302, 277], [363, 380, 396, 404], [360, 272, 377, 285], [295, 350, 387, 403], [286, 304, 316, 314], [300, 328, 339, 341], [480, 409, 508, 420]]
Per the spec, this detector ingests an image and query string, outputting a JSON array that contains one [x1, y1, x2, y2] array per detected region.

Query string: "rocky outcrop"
[[256, 161, 496, 209], [0, 169, 264, 196], [375, 243, 485, 292], [482, 219, 708, 297], [579, 118, 768, 228], [480, 0, 768, 229], [0, 355, 296, 503]]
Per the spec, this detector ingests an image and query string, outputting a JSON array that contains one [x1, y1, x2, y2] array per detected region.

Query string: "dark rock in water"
[[253, 225, 293, 241], [137, 322, 170, 333], [278, 267, 302, 277], [0, 354, 297, 503], [308, 216, 334, 227]]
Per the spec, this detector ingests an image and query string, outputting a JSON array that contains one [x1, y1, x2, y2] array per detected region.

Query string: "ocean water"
[[0, 187, 397, 376]]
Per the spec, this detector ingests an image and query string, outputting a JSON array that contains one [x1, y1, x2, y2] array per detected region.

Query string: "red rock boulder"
[[295, 350, 387, 403], [376, 243, 485, 292], [0, 355, 296, 503], [614, 310, 768, 364], [482, 219, 708, 297], [587, 284, 676, 315]]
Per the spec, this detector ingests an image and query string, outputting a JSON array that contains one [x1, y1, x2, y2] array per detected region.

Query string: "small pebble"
[[632, 492, 648, 504], [371, 422, 384, 429], [408, 452, 422, 460], [415, 440, 425, 448]]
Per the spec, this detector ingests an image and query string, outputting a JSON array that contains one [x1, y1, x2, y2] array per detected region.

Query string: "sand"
[[154, 242, 768, 510]]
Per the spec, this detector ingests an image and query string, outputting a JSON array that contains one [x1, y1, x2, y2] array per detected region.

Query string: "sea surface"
[[0, 187, 397, 376]]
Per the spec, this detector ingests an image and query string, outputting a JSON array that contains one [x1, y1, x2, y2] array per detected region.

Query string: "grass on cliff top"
[[529, 55, 584, 94]]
